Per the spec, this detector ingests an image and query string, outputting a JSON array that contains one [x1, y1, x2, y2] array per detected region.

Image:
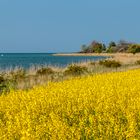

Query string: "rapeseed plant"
[[0, 69, 140, 139]]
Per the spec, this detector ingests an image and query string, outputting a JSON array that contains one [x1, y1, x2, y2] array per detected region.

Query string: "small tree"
[[106, 41, 117, 53]]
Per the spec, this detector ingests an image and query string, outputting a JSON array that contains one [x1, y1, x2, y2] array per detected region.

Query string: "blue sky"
[[0, 0, 140, 53]]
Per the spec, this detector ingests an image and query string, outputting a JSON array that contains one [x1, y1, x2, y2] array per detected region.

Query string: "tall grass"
[[0, 59, 140, 91]]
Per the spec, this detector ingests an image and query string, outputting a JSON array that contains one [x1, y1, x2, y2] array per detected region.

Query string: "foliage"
[[109, 41, 116, 47], [99, 59, 121, 68], [0, 75, 10, 95], [106, 41, 116, 53], [81, 44, 88, 53], [0, 75, 5, 84], [0, 75, 6, 94], [64, 64, 88, 75], [135, 60, 140, 65], [106, 46, 116, 53], [89, 61, 96, 65], [10, 68, 26, 80], [0, 70, 140, 139], [81, 40, 137, 53], [81, 41, 106, 53], [36, 67, 54, 75], [90, 41, 104, 53], [127, 44, 140, 54]]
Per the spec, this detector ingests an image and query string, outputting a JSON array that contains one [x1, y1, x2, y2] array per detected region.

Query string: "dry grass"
[[1, 53, 140, 90], [109, 53, 140, 64], [54, 53, 140, 64]]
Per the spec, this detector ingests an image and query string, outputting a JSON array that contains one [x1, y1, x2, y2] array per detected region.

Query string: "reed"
[[0, 57, 140, 91]]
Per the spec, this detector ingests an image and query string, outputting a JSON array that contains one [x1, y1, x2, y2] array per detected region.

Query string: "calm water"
[[0, 53, 107, 69]]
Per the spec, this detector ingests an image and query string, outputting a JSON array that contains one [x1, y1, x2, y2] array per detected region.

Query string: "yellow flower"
[[0, 69, 140, 139]]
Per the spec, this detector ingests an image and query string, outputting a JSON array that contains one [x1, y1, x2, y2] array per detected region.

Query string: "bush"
[[36, 67, 54, 75], [89, 61, 96, 65], [0, 75, 5, 84], [0, 75, 8, 95], [10, 68, 26, 80], [99, 60, 121, 68], [135, 60, 140, 65], [64, 64, 88, 75], [127, 44, 140, 54]]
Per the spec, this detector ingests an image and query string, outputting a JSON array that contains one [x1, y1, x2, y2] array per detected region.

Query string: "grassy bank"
[[0, 69, 140, 139], [1, 54, 140, 91], [54, 53, 140, 64]]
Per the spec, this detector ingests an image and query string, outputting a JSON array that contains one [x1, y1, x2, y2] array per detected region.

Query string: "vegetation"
[[1, 56, 140, 91], [0, 53, 140, 139], [99, 60, 121, 68], [81, 40, 140, 54], [0, 69, 140, 139], [127, 44, 140, 54], [64, 64, 88, 75], [9, 68, 26, 80], [0, 75, 7, 94], [135, 60, 140, 65], [36, 67, 54, 75], [81, 41, 106, 53], [89, 61, 96, 66], [106, 41, 117, 53]]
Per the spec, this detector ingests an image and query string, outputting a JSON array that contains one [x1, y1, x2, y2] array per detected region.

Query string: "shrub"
[[99, 60, 121, 68], [127, 44, 140, 54], [36, 67, 54, 75], [0, 75, 7, 95], [0, 75, 5, 84], [89, 61, 96, 65], [10, 68, 26, 80], [64, 64, 88, 75], [135, 60, 140, 65]]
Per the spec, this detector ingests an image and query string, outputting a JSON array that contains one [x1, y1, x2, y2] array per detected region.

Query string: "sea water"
[[0, 53, 107, 69]]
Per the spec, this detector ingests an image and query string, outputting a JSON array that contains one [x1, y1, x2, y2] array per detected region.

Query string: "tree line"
[[80, 40, 140, 54]]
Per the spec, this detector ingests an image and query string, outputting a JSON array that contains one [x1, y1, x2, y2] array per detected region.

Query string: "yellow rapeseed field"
[[0, 69, 140, 139]]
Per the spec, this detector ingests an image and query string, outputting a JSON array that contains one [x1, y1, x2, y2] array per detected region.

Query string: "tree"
[[81, 44, 87, 53], [118, 40, 128, 46], [109, 41, 116, 47], [106, 41, 117, 53], [117, 40, 131, 52], [90, 41, 104, 53], [127, 44, 140, 54], [102, 44, 106, 52]]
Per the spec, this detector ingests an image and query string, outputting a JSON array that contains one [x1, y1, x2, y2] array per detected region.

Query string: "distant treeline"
[[80, 40, 140, 54]]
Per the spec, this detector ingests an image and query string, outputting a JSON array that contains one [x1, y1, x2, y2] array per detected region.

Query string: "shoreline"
[[53, 53, 140, 64], [53, 53, 114, 56], [1, 52, 140, 90], [53, 52, 140, 56]]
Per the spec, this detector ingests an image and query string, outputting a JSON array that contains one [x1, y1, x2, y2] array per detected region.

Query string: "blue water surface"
[[0, 53, 107, 69]]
